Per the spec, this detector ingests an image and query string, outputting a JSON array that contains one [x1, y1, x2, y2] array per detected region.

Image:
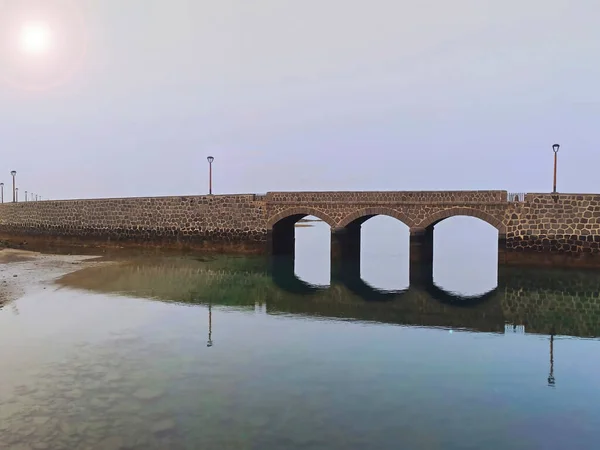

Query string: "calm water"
[[1, 217, 600, 450]]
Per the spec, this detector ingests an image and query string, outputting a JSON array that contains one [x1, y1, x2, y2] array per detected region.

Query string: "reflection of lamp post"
[[207, 300, 213, 347], [548, 333, 555, 387], [552, 144, 560, 194], [0, 183, 4, 203], [11, 171, 16, 202], [207, 156, 214, 195]]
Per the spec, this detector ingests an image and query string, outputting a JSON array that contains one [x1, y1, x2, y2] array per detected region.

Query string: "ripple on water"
[[0, 337, 184, 449]]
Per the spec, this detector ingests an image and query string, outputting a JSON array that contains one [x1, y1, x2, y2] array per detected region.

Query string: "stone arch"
[[417, 207, 506, 234], [266, 207, 337, 230], [338, 207, 414, 228]]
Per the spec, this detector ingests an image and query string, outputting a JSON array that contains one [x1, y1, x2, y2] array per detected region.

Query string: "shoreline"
[[0, 248, 105, 306]]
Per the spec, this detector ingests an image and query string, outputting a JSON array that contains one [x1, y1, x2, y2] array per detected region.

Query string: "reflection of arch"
[[332, 260, 407, 302], [267, 208, 336, 229], [269, 256, 328, 295], [410, 263, 500, 307], [418, 207, 506, 234], [338, 207, 414, 228], [425, 282, 500, 307]]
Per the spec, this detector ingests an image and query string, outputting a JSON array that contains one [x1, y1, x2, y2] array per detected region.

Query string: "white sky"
[[1, 0, 599, 200]]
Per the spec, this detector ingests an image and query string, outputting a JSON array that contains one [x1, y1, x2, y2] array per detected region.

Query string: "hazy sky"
[[1, 0, 599, 200]]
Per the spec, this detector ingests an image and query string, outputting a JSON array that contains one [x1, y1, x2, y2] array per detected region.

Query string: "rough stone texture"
[[265, 190, 508, 232], [1, 190, 599, 267], [0, 195, 267, 253], [504, 193, 600, 267]]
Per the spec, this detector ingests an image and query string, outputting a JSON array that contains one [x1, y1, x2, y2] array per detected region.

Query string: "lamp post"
[[25, 190, 28, 202], [552, 144, 560, 194], [15, 187, 18, 202], [0, 183, 3, 203], [207, 156, 214, 195], [10, 171, 16, 202]]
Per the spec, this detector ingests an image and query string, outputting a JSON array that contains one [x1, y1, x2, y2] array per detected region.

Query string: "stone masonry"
[[0, 195, 268, 253], [0, 190, 599, 267], [503, 193, 600, 267]]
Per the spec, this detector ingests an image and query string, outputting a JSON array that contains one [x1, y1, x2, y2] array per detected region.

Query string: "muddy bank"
[[0, 249, 104, 306]]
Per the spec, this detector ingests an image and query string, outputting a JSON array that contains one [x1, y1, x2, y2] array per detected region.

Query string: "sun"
[[18, 22, 53, 55]]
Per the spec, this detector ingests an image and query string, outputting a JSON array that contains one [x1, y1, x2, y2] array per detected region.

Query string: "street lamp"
[[552, 144, 560, 194], [207, 156, 214, 195], [10, 171, 16, 202], [0, 183, 3, 203], [25, 190, 28, 202], [15, 187, 18, 202]]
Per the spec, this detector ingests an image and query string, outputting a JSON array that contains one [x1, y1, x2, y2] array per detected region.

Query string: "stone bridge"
[[265, 190, 509, 265], [1, 190, 599, 268]]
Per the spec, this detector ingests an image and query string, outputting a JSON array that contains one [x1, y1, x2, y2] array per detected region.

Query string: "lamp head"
[[552, 144, 560, 153], [10, 170, 16, 176], [207, 156, 214, 163]]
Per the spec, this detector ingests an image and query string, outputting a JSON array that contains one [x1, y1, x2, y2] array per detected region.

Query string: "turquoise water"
[[1, 217, 600, 449]]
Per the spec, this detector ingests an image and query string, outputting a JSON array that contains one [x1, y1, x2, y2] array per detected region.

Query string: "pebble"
[[58, 421, 73, 435], [151, 418, 176, 434], [32, 416, 51, 426], [65, 389, 83, 399], [94, 436, 125, 450], [104, 372, 122, 383], [132, 387, 164, 401]]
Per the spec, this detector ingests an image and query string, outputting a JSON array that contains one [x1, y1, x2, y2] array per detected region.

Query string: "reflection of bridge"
[[56, 255, 600, 338], [269, 256, 501, 306], [266, 257, 600, 338]]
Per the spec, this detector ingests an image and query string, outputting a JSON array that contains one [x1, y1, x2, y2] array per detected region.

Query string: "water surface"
[[1, 217, 600, 450]]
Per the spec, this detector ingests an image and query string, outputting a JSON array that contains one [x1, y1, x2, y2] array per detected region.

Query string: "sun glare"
[[19, 22, 52, 55]]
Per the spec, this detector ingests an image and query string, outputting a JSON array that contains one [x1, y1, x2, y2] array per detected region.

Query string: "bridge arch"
[[417, 207, 506, 234], [338, 207, 414, 228], [266, 207, 337, 230]]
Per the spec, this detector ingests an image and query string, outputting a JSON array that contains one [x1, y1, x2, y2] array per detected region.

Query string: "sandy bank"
[[0, 249, 104, 306]]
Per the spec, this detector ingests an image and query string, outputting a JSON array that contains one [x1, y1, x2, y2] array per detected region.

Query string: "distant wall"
[[0, 195, 267, 252], [504, 194, 600, 267]]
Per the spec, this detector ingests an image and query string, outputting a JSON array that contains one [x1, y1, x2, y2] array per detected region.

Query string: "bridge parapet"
[[265, 190, 508, 204]]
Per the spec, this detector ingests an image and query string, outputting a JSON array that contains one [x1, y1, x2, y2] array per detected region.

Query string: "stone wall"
[[266, 190, 508, 230], [1, 190, 600, 267], [504, 194, 600, 267], [0, 195, 267, 252]]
